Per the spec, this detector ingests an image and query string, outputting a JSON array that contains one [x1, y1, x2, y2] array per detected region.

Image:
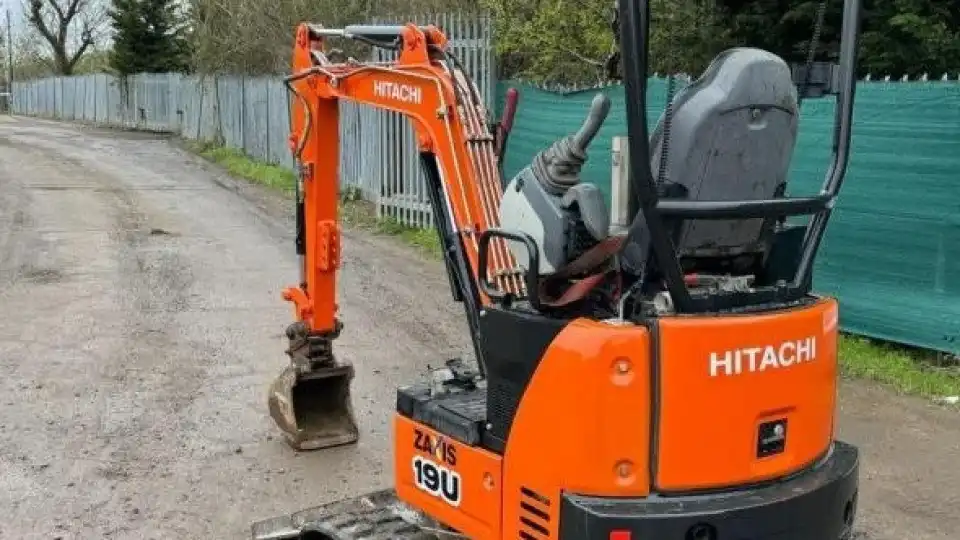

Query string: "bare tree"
[[24, 0, 101, 75]]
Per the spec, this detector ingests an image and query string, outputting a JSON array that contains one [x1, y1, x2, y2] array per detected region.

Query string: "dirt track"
[[0, 116, 958, 539]]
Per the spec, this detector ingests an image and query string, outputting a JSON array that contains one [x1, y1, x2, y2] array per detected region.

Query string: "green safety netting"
[[495, 80, 960, 354]]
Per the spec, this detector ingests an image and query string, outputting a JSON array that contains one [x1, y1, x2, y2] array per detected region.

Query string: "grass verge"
[[185, 140, 959, 399], [186, 140, 297, 194], [838, 335, 960, 398], [184, 140, 443, 259]]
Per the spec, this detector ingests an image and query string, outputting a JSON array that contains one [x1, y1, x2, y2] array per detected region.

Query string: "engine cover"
[[500, 166, 609, 275]]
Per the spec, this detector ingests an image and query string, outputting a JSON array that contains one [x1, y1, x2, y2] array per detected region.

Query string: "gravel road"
[[0, 116, 958, 539]]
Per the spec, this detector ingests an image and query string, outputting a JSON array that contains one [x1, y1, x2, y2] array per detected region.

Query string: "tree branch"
[[26, 0, 58, 46], [67, 20, 94, 70], [560, 46, 604, 66]]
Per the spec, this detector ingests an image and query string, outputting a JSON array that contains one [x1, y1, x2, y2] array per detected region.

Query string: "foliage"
[[108, 0, 191, 76], [859, 0, 960, 77], [715, 0, 960, 78], [485, 0, 732, 84]]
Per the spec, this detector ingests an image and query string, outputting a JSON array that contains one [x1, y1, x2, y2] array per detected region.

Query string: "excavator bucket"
[[268, 362, 359, 451]]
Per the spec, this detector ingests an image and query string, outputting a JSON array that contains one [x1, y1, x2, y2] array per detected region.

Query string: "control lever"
[[531, 93, 612, 195], [572, 93, 612, 152]]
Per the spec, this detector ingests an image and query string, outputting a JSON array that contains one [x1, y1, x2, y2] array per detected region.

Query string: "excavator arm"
[[269, 22, 528, 451], [286, 22, 526, 337]]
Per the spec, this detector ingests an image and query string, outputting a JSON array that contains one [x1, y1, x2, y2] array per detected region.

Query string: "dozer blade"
[[268, 362, 359, 451]]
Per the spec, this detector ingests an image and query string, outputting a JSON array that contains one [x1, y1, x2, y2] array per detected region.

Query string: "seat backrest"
[[648, 47, 799, 262]]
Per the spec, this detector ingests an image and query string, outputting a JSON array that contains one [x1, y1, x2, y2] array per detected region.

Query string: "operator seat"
[[623, 47, 800, 278]]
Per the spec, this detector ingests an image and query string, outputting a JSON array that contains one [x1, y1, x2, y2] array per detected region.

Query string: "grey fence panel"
[[80, 75, 92, 121], [139, 73, 175, 131], [267, 79, 293, 169], [12, 82, 24, 115], [82, 75, 95, 122], [198, 77, 219, 141], [243, 77, 271, 162], [164, 73, 180, 131], [178, 76, 201, 139], [166, 73, 182, 132], [44, 79, 52, 116], [46, 78, 54, 116], [339, 102, 356, 189], [339, 102, 365, 195], [39, 78, 48, 116], [359, 105, 383, 202], [64, 77, 76, 121], [189, 76, 210, 140], [107, 77, 124, 127], [71, 76, 82, 121], [100, 76, 109, 125], [88, 75, 99, 122], [37, 78, 47, 116], [41, 80, 47, 115], [55, 77, 64, 118], [49, 78, 57, 118], [33, 79, 41, 115], [131, 75, 143, 128], [130, 74, 161, 130], [217, 76, 244, 149], [20, 81, 30, 115], [152, 73, 170, 130]]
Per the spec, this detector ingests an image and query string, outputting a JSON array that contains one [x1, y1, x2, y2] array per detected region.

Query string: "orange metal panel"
[[501, 319, 653, 538], [394, 415, 503, 540], [655, 298, 840, 491]]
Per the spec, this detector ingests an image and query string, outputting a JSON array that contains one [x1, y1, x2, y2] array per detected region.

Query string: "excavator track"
[[250, 489, 461, 540]]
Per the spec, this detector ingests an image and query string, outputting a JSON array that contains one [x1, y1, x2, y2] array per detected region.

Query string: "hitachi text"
[[709, 337, 817, 377], [373, 81, 422, 104]]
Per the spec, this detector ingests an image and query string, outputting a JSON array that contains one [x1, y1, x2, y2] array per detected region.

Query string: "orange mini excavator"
[[255, 0, 863, 537]]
